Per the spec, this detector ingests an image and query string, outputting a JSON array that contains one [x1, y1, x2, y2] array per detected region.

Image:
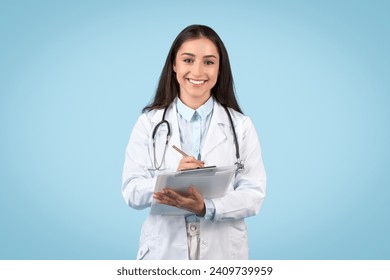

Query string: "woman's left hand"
[[153, 186, 206, 216]]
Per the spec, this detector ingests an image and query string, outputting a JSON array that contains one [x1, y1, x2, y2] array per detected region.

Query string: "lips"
[[188, 78, 206, 85]]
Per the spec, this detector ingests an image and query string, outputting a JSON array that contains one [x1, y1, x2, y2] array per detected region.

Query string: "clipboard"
[[150, 166, 236, 215]]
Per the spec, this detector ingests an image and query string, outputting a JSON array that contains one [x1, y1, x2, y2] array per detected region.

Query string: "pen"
[[172, 145, 189, 157]]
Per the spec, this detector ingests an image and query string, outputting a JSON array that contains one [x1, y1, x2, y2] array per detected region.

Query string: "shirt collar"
[[176, 97, 214, 121]]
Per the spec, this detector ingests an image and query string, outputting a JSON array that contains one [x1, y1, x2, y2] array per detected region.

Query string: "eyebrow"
[[180, 52, 218, 59]]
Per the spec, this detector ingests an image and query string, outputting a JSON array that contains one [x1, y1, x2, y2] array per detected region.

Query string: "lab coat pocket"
[[137, 242, 150, 260], [228, 220, 248, 259]]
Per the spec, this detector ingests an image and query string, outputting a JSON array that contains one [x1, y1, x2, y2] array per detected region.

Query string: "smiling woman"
[[122, 24, 266, 260], [173, 37, 220, 109]]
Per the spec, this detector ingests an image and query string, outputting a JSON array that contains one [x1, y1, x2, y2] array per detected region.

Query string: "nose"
[[191, 61, 204, 77]]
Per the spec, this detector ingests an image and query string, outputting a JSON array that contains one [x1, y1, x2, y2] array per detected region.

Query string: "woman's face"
[[173, 37, 220, 109]]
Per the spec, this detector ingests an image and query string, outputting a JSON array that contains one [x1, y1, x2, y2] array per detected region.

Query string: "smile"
[[188, 78, 206, 85]]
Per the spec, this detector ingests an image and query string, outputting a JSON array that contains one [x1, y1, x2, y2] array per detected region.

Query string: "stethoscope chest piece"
[[235, 159, 245, 172]]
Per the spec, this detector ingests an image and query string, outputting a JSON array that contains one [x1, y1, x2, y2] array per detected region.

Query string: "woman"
[[122, 24, 266, 260]]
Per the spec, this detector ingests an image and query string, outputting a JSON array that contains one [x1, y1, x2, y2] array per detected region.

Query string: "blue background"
[[1, 0, 389, 259]]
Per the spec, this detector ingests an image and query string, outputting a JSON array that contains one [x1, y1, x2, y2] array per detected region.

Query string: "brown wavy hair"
[[142, 24, 242, 114]]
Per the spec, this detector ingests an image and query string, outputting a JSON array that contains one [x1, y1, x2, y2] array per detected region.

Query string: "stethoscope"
[[151, 105, 244, 172]]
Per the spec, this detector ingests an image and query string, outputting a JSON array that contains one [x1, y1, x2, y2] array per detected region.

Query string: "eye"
[[205, 60, 215, 65], [183, 58, 193, 63]]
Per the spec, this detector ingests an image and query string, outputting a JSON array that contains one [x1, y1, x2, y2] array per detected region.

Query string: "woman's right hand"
[[177, 156, 204, 171]]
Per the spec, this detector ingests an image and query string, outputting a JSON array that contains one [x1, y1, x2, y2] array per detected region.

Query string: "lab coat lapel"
[[202, 102, 229, 159]]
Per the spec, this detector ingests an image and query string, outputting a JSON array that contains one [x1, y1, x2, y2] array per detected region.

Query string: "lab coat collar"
[[212, 101, 237, 127]]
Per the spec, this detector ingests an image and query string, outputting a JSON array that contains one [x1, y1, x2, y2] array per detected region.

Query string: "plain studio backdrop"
[[0, 0, 389, 259]]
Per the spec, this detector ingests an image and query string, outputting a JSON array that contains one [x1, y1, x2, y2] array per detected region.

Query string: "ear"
[[173, 64, 176, 72]]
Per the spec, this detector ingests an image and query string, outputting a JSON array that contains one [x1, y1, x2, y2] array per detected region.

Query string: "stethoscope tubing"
[[151, 104, 243, 172]]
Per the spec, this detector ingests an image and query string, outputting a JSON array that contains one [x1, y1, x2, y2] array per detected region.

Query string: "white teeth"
[[189, 79, 205, 85]]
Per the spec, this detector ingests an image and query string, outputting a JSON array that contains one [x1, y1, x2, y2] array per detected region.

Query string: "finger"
[[177, 159, 205, 171], [169, 189, 198, 209], [187, 187, 205, 216], [180, 156, 205, 165], [154, 193, 175, 205], [164, 188, 188, 201], [188, 186, 199, 194], [154, 190, 175, 202], [153, 192, 162, 199], [163, 188, 178, 198], [188, 186, 204, 202], [181, 156, 198, 163], [153, 192, 165, 203], [156, 189, 184, 206]]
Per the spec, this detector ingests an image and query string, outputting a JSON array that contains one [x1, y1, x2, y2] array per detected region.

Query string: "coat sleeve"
[[122, 114, 156, 210], [211, 116, 267, 221]]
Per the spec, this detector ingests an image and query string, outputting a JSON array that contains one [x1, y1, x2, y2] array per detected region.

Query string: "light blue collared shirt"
[[176, 97, 214, 160], [176, 97, 216, 221]]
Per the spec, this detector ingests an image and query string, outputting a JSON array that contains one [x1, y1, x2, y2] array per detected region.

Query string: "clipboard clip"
[[175, 166, 217, 176], [178, 165, 216, 172]]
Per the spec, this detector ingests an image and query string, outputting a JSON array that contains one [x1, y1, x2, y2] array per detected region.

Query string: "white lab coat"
[[122, 101, 266, 259]]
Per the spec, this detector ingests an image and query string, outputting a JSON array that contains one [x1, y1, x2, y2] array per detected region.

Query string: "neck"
[[179, 95, 211, 110]]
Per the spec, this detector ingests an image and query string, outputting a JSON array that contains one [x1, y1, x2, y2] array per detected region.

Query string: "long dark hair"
[[142, 24, 243, 114]]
